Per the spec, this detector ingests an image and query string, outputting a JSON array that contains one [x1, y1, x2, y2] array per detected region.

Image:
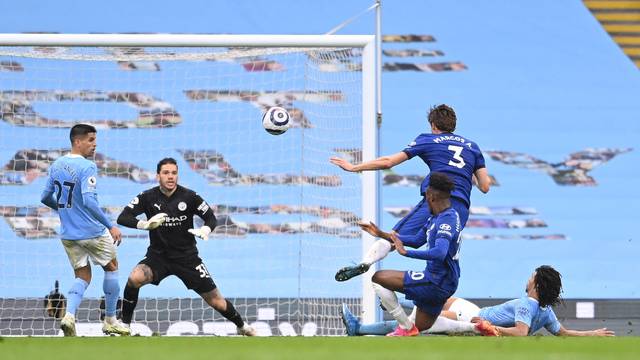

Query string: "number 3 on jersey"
[[448, 145, 466, 169]]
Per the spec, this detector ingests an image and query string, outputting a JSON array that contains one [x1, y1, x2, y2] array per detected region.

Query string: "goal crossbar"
[[0, 34, 374, 48]]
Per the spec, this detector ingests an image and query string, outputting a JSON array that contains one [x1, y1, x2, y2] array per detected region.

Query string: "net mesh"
[[0, 43, 367, 336]]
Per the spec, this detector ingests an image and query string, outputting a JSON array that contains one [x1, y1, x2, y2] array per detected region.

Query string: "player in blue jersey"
[[331, 104, 491, 281], [359, 173, 470, 336], [341, 265, 614, 337], [40, 124, 129, 337]]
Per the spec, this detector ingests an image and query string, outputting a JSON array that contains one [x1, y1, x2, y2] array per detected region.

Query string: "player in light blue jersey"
[[332, 104, 492, 282], [341, 265, 614, 337], [40, 124, 129, 337], [358, 173, 471, 336]]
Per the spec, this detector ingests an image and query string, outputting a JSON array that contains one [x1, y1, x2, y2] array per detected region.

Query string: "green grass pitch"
[[2, 336, 638, 360]]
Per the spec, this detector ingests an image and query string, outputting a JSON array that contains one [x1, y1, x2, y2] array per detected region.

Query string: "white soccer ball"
[[262, 106, 290, 135]]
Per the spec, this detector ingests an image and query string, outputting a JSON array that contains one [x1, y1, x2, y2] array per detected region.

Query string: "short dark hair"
[[428, 172, 454, 198], [428, 104, 457, 133], [69, 124, 97, 145], [156, 157, 178, 174], [534, 265, 563, 308]]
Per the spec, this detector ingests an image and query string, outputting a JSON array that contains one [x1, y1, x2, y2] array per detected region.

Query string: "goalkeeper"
[[116, 157, 255, 336]]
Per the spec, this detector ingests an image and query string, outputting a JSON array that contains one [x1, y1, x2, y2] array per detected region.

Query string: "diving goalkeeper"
[[116, 157, 255, 336]]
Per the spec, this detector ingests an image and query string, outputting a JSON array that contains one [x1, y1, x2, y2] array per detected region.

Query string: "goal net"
[[0, 34, 376, 336]]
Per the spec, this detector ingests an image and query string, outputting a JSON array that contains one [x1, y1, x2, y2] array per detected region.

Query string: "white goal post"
[[0, 33, 378, 335]]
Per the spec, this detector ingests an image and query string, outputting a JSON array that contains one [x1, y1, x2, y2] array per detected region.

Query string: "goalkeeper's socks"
[[122, 285, 140, 324], [219, 299, 244, 328], [66, 278, 89, 316], [103, 271, 120, 317]]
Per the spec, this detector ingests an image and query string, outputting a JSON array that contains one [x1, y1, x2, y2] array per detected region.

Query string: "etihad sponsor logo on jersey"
[[163, 215, 188, 227]]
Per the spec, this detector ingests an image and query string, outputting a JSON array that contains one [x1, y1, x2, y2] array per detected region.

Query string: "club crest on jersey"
[[178, 201, 187, 211]]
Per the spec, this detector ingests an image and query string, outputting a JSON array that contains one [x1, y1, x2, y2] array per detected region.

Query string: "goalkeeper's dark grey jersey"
[[117, 185, 217, 259]]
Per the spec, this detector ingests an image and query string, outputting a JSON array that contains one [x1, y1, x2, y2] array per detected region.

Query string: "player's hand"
[[389, 232, 407, 255], [137, 212, 167, 230], [592, 328, 615, 337], [358, 221, 386, 239], [330, 157, 356, 172], [188, 225, 212, 241], [109, 226, 122, 246]]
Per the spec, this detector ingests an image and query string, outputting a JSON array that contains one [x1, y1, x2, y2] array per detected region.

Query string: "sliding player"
[[116, 157, 255, 336], [342, 265, 614, 337], [331, 104, 491, 281]]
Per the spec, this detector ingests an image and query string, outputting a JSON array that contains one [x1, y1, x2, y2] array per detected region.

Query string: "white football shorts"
[[449, 297, 481, 322], [61, 232, 116, 269]]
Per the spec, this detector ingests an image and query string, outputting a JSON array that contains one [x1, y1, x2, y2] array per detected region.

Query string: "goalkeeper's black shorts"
[[139, 254, 217, 294]]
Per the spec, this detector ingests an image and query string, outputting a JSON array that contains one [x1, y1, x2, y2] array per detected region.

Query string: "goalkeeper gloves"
[[188, 226, 212, 241], [136, 213, 167, 230]]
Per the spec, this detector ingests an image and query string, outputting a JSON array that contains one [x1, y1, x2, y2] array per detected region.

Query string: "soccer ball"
[[262, 106, 290, 135]]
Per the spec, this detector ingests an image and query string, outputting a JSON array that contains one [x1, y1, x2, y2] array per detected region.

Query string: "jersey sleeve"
[[435, 213, 457, 244], [402, 135, 426, 159], [43, 168, 55, 193], [193, 193, 217, 229], [544, 309, 562, 335], [514, 298, 535, 329], [40, 170, 57, 210], [117, 192, 146, 228], [473, 143, 486, 171], [80, 163, 99, 195]]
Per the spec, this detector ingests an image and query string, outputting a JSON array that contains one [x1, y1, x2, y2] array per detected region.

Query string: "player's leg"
[[371, 270, 418, 336], [122, 258, 163, 326], [60, 239, 93, 337], [88, 234, 130, 335], [408, 284, 451, 333], [199, 288, 255, 336], [445, 297, 498, 336], [414, 308, 439, 332], [439, 296, 461, 320], [180, 257, 255, 336], [450, 198, 470, 229], [335, 199, 430, 282]]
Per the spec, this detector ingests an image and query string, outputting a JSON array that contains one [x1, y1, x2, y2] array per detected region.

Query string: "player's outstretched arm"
[[474, 168, 491, 193], [357, 221, 392, 241], [496, 322, 529, 336], [556, 325, 615, 337], [330, 152, 408, 172]]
